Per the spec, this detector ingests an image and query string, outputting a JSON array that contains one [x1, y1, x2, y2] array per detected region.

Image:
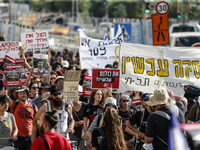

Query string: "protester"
[[74, 52, 80, 66], [118, 94, 135, 150], [113, 61, 118, 69], [55, 76, 64, 91], [67, 65, 76, 71], [56, 60, 69, 76], [31, 110, 72, 150], [131, 91, 143, 111], [126, 93, 157, 150], [92, 107, 127, 150], [83, 89, 105, 150], [63, 48, 68, 61], [68, 51, 74, 65], [33, 82, 51, 110], [145, 88, 172, 150], [52, 52, 63, 71], [28, 82, 39, 100], [50, 71, 58, 86], [70, 99, 87, 150], [87, 97, 118, 138], [0, 94, 18, 148], [33, 85, 74, 141], [7, 86, 38, 150]]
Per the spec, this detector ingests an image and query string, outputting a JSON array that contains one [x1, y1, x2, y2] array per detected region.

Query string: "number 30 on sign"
[[156, 1, 170, 16]]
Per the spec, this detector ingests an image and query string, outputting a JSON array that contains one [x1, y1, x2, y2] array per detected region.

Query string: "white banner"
[[119, 42, 200, 95], [79, 27, 124, 75], [0, 42, 19, 58], [21, 31, 49, 52]]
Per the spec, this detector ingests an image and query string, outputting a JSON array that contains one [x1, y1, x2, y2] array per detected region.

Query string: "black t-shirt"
[[83, 104, 103, 127], [92, 127, 106, 150], [145, 106, 171, 150], [176, 100, 187, 123], [118, 109, 133, 140], [129, 108, 150, 134], [72, 102, 86, 137]]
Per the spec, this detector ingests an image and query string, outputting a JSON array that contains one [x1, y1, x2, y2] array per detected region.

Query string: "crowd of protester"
[[0, 47, 199, 150]]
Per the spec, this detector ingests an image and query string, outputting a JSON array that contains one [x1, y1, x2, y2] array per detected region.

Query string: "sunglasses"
[[32, 87, 38, 89], [53, 93, 61, 97], [51, 78, 56, 80], [57, 82, 63, 85], [122, 100, 129, 102], [36, 81, 42, 83]]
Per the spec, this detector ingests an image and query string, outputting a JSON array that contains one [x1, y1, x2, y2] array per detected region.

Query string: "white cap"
[[104, 97, 117, 108], [182, 80, 196, 86], [62, 61, 69, 68]]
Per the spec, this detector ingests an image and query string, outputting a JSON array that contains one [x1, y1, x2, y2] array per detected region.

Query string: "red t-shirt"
[[31, 132, 72, 150], [9, 100, 38, 137]]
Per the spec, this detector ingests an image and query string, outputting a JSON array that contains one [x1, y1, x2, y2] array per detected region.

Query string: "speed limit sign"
[[156, 1, 170, 15]]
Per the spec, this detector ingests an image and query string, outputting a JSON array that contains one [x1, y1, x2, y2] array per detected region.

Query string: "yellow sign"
[[5, 122, 9, 127], [27, 108, 32, 112]]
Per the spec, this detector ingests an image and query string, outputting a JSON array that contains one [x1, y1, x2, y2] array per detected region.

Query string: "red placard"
[[4, 81, 22, 86], [92, 69, 120, 89]]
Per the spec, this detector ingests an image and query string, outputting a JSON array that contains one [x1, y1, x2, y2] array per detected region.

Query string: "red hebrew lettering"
[[42, 32, 46, 37], [11, 48, 15, 51], [36, 32, 39, 37], [26, 34, 33, 38]]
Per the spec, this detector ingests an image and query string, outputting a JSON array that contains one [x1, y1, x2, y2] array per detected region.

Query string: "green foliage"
[[112, 3, 127, 17]]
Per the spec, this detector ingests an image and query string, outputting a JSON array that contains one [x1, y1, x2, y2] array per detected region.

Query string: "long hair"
[[89, 89, 105, 110], [103, 107, 127, 150], [118, 94, 131, 109]]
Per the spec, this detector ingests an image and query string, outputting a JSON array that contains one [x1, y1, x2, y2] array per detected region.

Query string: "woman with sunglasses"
[[50, 71, 58, 86], [55, 76, 64, 91], [118, 94, 135, 150], [28, 82, 39, 100], [83, 89, 105, 150], [0, 94, 18, 149]]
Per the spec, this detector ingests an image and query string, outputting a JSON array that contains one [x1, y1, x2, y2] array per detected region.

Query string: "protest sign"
[[63, 71, 81, 103], [4, 65, 22, 90], [119, 42, 200, 95], [33, 54, 48, 77], [79, 27, 124, 75], [16, 59, 26, 85], [82, 76, 92, 98], [0, 55, 16, 79], [92, 69, 120, 89], [21, 31, 49, 52], [0, 41, 19, 58]]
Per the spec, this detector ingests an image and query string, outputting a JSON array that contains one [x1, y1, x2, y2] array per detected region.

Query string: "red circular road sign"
[[156, 1, 170, 15], [192, 43, 200, 47]]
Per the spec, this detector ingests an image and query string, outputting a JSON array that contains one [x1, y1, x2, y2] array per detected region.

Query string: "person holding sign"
[[83, 89, 105, 150], [0, 94, 18, 148]]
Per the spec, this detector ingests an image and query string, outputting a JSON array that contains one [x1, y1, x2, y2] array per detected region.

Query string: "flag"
[[103, 33, 108, 41], [168, 112, 188, 150]]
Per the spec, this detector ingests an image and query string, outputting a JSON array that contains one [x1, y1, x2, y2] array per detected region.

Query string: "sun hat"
[[41, 92, 50, 102], [146, 88, 170, 106], [62, 61, 69, 68], [182, 80, 196, 86]]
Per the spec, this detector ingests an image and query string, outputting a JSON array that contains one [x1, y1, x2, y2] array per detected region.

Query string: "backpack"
[[97, 127, 109, 150], [13, 101, 36, 115]]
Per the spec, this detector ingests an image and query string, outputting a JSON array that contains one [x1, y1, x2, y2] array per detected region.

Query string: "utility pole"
[[72, 0, 74, 22], [76, 0, 79, 23], [188, 0, 190, 22], [9, 0, 11, 22]]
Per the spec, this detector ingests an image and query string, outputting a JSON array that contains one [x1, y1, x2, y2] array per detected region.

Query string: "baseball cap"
[[104, 97, 117, 108], [141, 93, 150, 100], [40, 82, 51, 89], [55, 76, 64, 83], [50, 85, 62, 95], [62, 61, 69, 68]]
